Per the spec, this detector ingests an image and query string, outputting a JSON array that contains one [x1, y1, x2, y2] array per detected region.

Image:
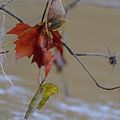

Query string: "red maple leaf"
[[7, 22, 62, 77], [7, 23, 41, 60], [7, 0, 65, 77], [50, 30, 63, 54]]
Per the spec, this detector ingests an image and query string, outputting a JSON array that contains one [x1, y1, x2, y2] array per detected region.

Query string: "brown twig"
[[62, 41, 120, 90], [41, 0, 50, 22], [0, 0, 23, 23]]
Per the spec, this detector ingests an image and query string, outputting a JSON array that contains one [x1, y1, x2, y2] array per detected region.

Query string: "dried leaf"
[[48, 0, 65, 20], [48, 0, 66, 30]]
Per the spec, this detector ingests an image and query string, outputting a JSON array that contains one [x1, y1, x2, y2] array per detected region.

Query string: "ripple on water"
[[0, 75, 120, 120], [52, 97, 120, 120]]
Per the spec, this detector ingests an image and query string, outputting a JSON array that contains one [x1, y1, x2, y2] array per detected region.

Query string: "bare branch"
[[75, 50, 120, 71], [75, 52, 109, 58], [62, 41, 120, 91], [41, 0, 50, 22], [0, 7, 23, 23], [2, 0, 119, 91], [0, 0, 23, 23]]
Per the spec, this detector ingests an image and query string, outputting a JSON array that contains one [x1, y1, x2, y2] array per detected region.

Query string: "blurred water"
[[0, 75, 119, 120]]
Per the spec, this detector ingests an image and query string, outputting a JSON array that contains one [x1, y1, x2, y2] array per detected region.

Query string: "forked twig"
[[0, 4, 14, 86], [76, 52, 109, 58], [76, 47, 120, 73], [41, 0, 50, 22], [62, 41, 120, 90]]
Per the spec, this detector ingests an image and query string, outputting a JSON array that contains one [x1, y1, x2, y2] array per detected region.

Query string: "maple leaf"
[[50, 30, 63, 54], [32, 43, 54, 77], [7, 23, 41, 60], [7, 23, 55, 77], [7, 23, 31, 36], [7, 0, 65, 77]]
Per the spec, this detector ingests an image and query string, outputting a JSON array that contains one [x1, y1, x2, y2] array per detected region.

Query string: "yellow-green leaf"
[[24, 83, 58, 120], [24, 84, 42, 120], [37, 83, 58, 110]]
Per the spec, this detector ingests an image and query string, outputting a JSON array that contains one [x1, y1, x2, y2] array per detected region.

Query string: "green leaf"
[[24, 84, 42, 120], [37, 83, 58, 110]]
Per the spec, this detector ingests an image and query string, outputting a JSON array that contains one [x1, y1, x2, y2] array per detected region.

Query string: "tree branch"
[[0, 0, 23, 23], [2, 1, 119, 91], [0, 7, 23, 23], [62, 41, 120, 90], [41, 0, 50, 22]]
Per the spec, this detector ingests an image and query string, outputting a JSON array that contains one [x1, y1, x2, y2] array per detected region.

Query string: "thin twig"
[[75, 50, 120, 72], [0, 61, 14, 86], [0, 7, 23, 23], [41, 0, 50, 23], [0, 0, 23, 23], [62, 41, 120, 90], [75, 53, 109, 58]]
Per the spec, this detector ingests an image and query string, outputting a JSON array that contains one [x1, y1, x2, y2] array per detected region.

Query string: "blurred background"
[[0, 0, 120, 120]]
